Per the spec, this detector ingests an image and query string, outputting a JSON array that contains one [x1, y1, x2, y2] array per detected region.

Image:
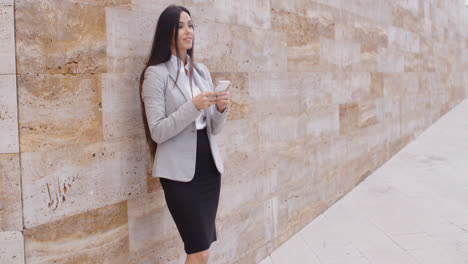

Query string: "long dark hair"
[[139, 5, 195, 161]]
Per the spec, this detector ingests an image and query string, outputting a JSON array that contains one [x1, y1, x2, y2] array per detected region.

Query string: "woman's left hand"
[[216, 84, 230, 113]]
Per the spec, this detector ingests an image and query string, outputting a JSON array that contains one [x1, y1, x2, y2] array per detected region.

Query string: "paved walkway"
[[259, 99, 468, 264]]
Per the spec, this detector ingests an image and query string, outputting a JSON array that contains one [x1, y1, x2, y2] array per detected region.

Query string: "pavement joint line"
[[449, 221, 468, 234], [298, 232, 322, 264]]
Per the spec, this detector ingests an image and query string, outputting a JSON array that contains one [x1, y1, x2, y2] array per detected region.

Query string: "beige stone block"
[[259, 135, 317, 198], [279, 179, 328, 230], [404, 52, 424, 72], [21, 136, 147, 228], [287, 38, 321, 72], [0, 4, 15, 74], [17, 74, 103, 152], [383, 72, 419, 97], [319, 37, 361, 70], [199, 22, 286, 73], [130, 0, 182, 12], [210, 203, 267, 263], [256, 109, 338, 145], [351, 52, 379, 72], [312, 0, 393, 25], [217, 149, 266, 218], [185, 0, 271, 29], [358, 100, 378, 128], [391, 4, 424, 33], [400, 95, 428, 138], [320, 72, 371, 104], [370, 72, 384, 97], [129, 238, 184, 264], [378, 47, 405, 73], [394, 0, 420, 17], [24, 201, 129, 264], [348, 0, 394, 25], [271, 0, 321, 16], [272, 9, 334, 39], [105, 7, 154, 74], [102, 74, 144, 140], [0, 0, 12, 6], [0, 75, 19, 153], [387, 26, 420, 53], [0, 154, 22, 231], [234, 27, 287, 72], [368, 135, 389, 170], [232, 0, 271, 29], [345, 148, 374, 187], [14, 0, 109, 74], [65, 0, 130, 6], [194, 21, 238, 72], [339, 103, 359, 135], [215, 120, 265, 217], [335, 22, 388, 54], [216, 115, 259, 151], [0, 231, 24, 264], [248, 72, 327, 116], [210, 72, 249, 120], [300, 72, 333, 105], [312, 135, 349, 204], [127, 191, 185, 264]]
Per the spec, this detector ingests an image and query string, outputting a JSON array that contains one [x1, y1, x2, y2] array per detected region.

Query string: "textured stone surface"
[[14, 0, 131, 74], [0, 75, 19, 153], [17, 73, 103, 152], [0, 154, 22, 231], [5, 0, 468, 263], [21, 136, 147, 228], [0, 3, 15, 74], [127, 190, 185, 264], [101, 73, 144, 139], [0, 231, 24, 264], [24, 201, 129, 264]]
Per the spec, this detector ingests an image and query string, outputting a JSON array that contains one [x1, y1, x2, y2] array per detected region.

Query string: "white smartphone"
[[215, 80, 230, 92]]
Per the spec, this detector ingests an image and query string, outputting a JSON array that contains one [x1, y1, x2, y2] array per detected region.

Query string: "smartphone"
[[215, 80, 230, 92]]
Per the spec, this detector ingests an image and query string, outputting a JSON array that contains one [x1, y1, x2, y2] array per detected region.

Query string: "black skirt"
[[159, 128, 221, 254]]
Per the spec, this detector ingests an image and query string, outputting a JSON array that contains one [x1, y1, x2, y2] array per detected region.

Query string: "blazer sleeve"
[[201, 63, 229, 135], [141, 66, 201, 144]]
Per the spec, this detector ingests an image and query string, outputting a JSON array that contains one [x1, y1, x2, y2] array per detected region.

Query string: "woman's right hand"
[[192, 91, 217, 110]]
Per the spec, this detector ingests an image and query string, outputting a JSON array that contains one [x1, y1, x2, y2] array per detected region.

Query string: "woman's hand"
[[192, 91, 217, 110], [215, 84, 230, 113]]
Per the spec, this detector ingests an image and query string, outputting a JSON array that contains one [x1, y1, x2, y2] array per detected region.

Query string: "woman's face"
[[173, 11, 193, 54]]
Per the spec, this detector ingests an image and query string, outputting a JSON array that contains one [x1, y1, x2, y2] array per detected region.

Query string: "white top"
[[171, 54, 207, 130]]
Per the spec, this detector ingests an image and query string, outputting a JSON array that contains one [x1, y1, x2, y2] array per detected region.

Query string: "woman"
[[139, 5, 230, 264]]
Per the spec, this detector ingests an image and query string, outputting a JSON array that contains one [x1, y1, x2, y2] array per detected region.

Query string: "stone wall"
[[2, 0, 467, 263], [0, 0, 24, 263]]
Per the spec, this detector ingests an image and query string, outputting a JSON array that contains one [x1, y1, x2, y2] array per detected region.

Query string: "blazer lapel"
[[166, 59, 191, 102], [192, 63, 213, 122], [192, 64, 209, 92]]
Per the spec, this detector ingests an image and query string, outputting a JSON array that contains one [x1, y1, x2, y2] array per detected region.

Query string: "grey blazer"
[[141, 58, 228, 182]]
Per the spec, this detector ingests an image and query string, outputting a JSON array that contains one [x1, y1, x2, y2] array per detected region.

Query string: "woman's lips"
[[184, 37, 192, 42]]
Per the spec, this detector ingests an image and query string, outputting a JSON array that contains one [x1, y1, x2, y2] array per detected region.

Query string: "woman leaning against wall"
[[139, 4, 231, 264]]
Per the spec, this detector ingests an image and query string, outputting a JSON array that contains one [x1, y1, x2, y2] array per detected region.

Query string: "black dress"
[[159, 128, 221, 254]]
